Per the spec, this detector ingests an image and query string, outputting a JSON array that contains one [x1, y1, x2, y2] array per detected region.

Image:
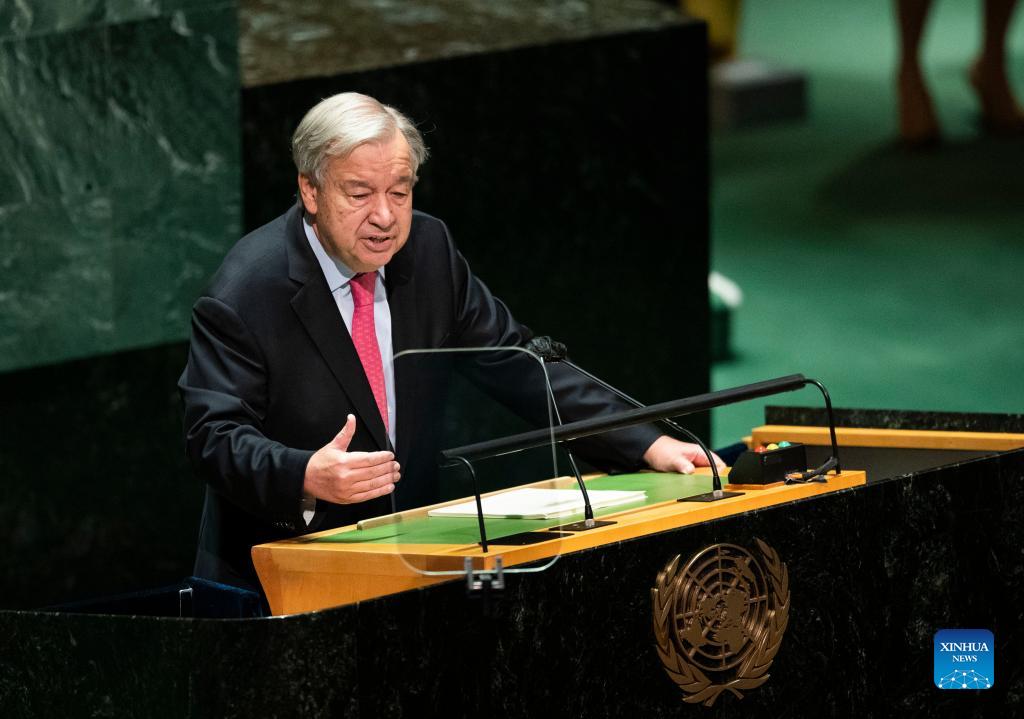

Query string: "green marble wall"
[[0, 0, 240, 373], [239, 0, 684, 86]]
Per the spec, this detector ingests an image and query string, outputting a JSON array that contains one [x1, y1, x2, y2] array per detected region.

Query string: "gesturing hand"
[[303, 414, 401, 504]]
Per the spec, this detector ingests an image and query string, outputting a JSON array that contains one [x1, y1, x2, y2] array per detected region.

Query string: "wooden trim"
[[750, 425, 1024, 452]]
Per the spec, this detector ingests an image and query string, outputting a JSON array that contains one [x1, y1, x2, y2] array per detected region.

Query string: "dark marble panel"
[[0, 25, 112, 198], [239, 0, 685, 87], [242, 22, 711, 436], [0, 197, 115, 370], [0, 1, 105, 41], [1, 446, 1021, 716], [0, 341, 201, 610], [0, 25, 115, 370], [0, 4, 240, 373], [766, 405, 1024, 433], [0, 0, 218, 41], [107, 6, 241, 347], [105, 0, 230, 25]]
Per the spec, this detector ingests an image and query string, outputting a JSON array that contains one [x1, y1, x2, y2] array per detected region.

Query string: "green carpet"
[[710, 0, 1024, 444]]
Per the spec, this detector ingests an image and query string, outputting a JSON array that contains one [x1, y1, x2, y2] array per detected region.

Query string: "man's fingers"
[[675, 457, 696, 475], [349, 471, 400, 495], [691, 448, 726, 469], [307, 418, 401, 504], [321, 462, 401, 504], [329, 414, 357, 451], [343, 461, 401, 486], [341, 450, 396, 469], [347, 482, 397, 504]]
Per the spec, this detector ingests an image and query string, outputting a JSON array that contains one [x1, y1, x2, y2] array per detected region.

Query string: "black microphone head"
[[525, 336, 568, 362]]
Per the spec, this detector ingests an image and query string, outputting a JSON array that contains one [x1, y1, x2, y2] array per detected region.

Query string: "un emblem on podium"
[[652, 539, 790, 707]]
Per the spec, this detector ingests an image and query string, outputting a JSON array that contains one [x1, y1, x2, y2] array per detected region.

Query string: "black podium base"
[[4, 413, 1023, 717]]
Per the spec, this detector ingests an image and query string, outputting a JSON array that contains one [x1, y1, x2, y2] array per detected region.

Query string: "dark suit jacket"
[[179, 205, 660, 590]]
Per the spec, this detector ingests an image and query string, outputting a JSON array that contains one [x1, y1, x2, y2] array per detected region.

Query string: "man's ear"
[[298, 173, 318, 215]]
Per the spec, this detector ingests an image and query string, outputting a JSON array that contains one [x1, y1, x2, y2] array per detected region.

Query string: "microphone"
[[526, 337, 739, 503], [524, 338, 610, 531], [441, 353, 842, 512]]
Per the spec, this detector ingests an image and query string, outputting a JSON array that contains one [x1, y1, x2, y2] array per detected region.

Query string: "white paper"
[[427, 488, 646, 520]]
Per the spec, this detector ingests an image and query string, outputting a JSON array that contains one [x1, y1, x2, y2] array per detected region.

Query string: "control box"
[[727, 442, 807, 485]]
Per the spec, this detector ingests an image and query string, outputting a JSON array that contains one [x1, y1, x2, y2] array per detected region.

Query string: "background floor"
[[710, 0, 1024, 443]]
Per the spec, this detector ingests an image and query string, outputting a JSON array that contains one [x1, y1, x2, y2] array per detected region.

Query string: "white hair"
[[291, 92, 428, 187]]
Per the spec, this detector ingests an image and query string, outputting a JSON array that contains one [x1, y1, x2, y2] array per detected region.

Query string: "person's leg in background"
[[971, 0, 1024, 132], [896, 0, 941, 144]]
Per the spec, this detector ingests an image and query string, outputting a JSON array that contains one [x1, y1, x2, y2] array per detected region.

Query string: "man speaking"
[[179, 92, 718, 591]]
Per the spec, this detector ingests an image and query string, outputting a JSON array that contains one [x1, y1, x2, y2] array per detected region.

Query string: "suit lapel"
[[385, 236, 419, 465], [286, 207, 388, 450]]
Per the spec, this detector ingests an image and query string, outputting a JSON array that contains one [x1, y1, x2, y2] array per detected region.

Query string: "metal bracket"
[[464, 556, 505, 593], [178, 586, 193, 618]]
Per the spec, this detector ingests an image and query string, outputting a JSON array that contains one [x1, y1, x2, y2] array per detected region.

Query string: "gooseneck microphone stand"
[[441, 341, 843, 551], [524, 337, 736, 502]]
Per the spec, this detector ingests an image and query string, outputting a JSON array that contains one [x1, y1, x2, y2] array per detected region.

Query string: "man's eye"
[[349, 194, 370, 200], [391, 192, 408, 199]]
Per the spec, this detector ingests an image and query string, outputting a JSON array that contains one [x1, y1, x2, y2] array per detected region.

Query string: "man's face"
[[298, 132, 414, 273]]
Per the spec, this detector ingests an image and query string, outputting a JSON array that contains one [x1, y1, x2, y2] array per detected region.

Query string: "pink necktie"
[[350, 272, 388, 431]]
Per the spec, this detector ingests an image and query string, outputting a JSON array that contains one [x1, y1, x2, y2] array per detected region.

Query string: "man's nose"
[[368, 193, 395, 228]]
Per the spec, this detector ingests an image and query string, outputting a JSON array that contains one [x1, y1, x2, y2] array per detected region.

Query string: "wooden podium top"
[[750, 424, 1024, 451], [253, 468, 866, 616]]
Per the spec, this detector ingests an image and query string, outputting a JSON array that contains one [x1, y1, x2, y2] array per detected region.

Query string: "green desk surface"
[[311, 472, 711, 546]]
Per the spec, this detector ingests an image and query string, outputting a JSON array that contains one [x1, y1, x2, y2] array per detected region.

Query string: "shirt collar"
[[302, 212, 385, 292]]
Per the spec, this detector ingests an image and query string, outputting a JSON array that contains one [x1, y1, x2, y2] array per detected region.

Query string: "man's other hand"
[[304, 414, 401, 504], [642, 435, 725, 475]]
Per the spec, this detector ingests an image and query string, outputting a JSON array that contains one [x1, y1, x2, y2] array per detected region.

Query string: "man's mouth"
[[362, 235, 392, 249]]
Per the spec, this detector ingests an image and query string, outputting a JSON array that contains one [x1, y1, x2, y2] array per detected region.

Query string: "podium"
[[252, 469, 866, 616], [1, 408, 1022, 717]]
